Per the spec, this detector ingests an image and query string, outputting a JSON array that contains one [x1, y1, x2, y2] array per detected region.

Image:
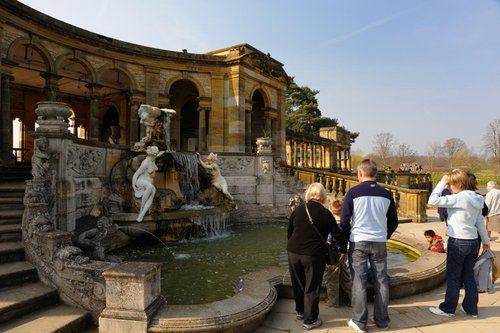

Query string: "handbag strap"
[[305, 203, 331, 249]]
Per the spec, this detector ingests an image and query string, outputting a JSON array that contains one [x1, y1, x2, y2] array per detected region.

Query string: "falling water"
[[171, 152, 200, 204], [190, 211, 230, 238]]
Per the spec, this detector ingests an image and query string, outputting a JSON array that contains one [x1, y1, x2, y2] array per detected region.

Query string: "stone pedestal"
[[99, 262, 165, 333], [256, 154, 274, 206]]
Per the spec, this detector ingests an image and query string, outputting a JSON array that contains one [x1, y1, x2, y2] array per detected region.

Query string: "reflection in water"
[[110, 222, 417, 305]]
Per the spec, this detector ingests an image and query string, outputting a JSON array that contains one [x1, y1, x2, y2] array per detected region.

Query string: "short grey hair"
[[486, 181, 498, 191]]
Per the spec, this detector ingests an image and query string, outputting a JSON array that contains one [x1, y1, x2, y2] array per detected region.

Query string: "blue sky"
[[18, 0, 500, 155]]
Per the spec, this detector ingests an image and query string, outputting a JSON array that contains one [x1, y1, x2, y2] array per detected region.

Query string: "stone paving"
[[257, 210, 500, 332]]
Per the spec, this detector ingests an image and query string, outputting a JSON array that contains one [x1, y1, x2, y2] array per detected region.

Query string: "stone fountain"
[[103, 104, 236, 244]]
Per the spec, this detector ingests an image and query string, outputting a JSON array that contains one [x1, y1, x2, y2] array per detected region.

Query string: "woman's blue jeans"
[[439, 237, 479, 315]]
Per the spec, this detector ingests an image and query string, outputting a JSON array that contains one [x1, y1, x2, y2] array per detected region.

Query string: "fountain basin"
[[104, 223, 446, 333], [112, 206, 232, 242]]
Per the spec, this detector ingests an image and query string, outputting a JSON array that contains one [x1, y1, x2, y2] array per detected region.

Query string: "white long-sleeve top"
[[428, 181, 490, 244], [485, 188, 500, 216]]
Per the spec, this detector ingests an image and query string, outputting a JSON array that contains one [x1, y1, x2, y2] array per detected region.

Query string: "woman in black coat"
[[287, 183, 348, 330]]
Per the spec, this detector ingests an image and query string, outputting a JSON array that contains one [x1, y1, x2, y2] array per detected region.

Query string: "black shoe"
[[296, 312, 304, 320]]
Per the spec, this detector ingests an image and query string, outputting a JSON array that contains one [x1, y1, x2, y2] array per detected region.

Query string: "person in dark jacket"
[[287, 182, 348, 330]]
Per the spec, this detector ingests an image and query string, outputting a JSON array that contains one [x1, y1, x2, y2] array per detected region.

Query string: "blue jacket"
[[340, 181, 398, 242]]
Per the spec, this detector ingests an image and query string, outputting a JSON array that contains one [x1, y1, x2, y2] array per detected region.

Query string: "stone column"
[[292, 140, 297, 167], [40, 72, 62, 101], [34, 101, 76, 231], [129, 98, 142, 145], [0, 73, 13, 163], [312, 144, 317, 168], [209, 74, 224, 152], [100, 262, 165, 333], [245, 102, 252, 153], [198, 98, 211, 152], [347, 149, 351, 170], [86, 83, 101, 141], [145, 67, 160, 107]]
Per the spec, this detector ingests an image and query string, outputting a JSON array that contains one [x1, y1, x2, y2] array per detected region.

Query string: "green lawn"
[[430, 172, 500, 190]]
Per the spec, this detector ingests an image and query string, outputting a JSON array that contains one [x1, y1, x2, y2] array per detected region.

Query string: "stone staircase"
[[0, 166, 91, 333]]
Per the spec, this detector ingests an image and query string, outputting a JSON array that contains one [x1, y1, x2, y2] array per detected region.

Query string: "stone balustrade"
[[280, 163, 429, 222]]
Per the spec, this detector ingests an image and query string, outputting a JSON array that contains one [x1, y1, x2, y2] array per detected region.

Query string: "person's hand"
[[482, 243, 491, 252], [441, 174, 449, 184]]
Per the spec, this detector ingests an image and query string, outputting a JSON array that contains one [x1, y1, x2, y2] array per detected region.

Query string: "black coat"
[[287, 200, 347, 256]]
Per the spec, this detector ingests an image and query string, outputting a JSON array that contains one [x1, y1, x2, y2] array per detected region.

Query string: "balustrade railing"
[[280, 163, 429, 222]]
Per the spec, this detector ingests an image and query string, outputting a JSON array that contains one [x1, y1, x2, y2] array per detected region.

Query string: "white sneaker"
[[460, 305, 478, 318], [429, 306, 455, 317], [347, 319, 367, 332], [303, 318, 322, 330]]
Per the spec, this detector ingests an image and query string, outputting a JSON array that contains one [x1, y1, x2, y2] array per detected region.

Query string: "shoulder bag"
[[305, 203, 339, 265]]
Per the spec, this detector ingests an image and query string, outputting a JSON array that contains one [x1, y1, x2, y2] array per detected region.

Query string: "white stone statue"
[[132, 146, 165, 222], [135, 105, 176, 151], [197, 152, 233, 200]]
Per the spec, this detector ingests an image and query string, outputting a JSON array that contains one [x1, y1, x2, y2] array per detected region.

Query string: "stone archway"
[[102, 106, 121, 144], [97, 68, 132, 144], [6, 40, 52, 161], [251, 90, 266, 151], [169, 80, 199, 152]]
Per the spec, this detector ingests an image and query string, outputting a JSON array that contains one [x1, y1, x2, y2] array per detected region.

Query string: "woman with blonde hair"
[[428, 169, 490, 318], [287, 183, 347, 330]]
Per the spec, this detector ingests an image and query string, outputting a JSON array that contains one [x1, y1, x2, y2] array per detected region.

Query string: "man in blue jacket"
[[341, 159, 398, 332]]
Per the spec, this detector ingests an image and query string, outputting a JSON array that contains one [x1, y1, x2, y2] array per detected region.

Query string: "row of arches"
[[3, 37, 273, 161]]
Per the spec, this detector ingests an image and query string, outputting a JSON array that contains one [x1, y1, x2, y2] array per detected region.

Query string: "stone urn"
[[256, 137, 272, 155], [35, 101, 72, 133]]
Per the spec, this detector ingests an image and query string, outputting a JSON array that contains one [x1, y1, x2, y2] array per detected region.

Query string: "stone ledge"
[[148, 267, 282, 333]]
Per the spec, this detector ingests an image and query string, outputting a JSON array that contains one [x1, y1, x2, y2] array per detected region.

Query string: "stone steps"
[[0, 281, 59, 323], [0, 224, 22, 242], [0, 197, 24, 211], [0, 166, 92, 332], [0, 166, 32, 183], [0, 209, 24, 225], [0, 303, 89, 333], [0, 242, 24, 264], [0, 261, 38, 288]]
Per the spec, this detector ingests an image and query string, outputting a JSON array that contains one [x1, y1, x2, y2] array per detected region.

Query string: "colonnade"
[[285, 131, 351, 172]]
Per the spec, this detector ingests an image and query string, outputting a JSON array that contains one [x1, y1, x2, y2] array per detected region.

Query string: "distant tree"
[[483, 118, 500, 171], [396, 143, 417, 161], [441, 138, 466, 168], [425, 142, 442, 170], [372, 132, 396, 166], [285, 76, 322, 133], [350, 132, 360, 144], [315, 116, 338, 128]]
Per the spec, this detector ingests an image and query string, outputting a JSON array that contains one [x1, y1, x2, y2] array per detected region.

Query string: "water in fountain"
[[190, 211, 230, 239], [117, 225, 174, 253], [171, 152, 200, 204], [111, 221, 420, 304]]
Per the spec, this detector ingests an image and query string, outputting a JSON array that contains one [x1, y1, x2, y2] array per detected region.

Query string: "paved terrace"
[[257, 209, 500, 333]]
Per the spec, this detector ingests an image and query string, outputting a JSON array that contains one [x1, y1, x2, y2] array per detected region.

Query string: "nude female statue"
[[132, 145, 164, 221]]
